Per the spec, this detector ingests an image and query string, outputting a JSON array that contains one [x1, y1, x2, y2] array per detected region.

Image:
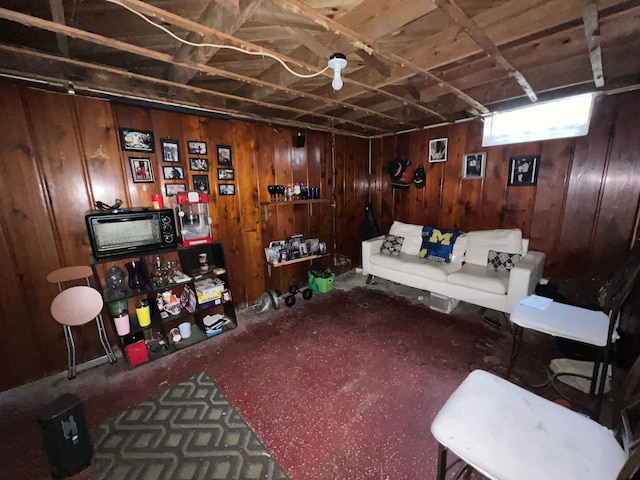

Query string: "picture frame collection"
[[119, 130, 236, 195]]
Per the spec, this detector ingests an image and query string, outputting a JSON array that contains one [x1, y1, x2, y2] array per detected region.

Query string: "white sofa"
[[362, 221, 546, 314]]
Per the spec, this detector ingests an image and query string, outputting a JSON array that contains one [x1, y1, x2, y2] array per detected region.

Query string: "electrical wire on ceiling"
[[104, 0, 330, 80]]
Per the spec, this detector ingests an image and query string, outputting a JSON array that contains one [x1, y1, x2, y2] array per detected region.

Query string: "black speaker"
[[294, 132, 305, 148], [38, 394, 93, 479]]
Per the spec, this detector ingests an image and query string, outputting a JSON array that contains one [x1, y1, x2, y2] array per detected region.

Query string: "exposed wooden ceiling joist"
[[433, 0, 538, 103], [582, 0, 605, 88]]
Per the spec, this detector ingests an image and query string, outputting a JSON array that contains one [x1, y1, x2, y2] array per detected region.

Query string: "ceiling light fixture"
[[328, 53, 347, 91]]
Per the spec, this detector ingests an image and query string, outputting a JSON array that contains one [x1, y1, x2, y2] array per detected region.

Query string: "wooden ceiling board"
[[0, 0, 639, 136]]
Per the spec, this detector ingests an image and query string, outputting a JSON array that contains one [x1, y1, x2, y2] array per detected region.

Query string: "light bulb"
[[328, 53, 347, 91], [332, 69, 343, 91]]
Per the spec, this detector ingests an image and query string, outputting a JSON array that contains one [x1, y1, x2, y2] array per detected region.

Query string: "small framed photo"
[[160, 138, 180, 162], [299, 243, 308, 256], [129, 157, 154, 183], [319, 242, 327, 254], [192, 174, 210, 194], [429, 138, 448, 163], [218, 183, 235, 196], [305, 238, 320, 255], [119, 128, 154, 152], [217, 145, 232, 166], [165, 183, 187, 196], [187, 141, 207, 155], [264, 247, 281, 263], [462, 152, 486, 179], [508, 155, 540, 186], [189, 157, 209, 171], [269, 240, 285, 248], [163, 166, 184, 180], [217, 168, 234, 180]]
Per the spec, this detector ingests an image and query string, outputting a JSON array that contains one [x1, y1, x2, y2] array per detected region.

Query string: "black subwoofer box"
[[38, 393, 93, 479]]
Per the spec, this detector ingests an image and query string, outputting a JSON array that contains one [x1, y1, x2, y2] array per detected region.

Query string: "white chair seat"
[[511, 297, 612, 347], [431, 370, 626, 480]]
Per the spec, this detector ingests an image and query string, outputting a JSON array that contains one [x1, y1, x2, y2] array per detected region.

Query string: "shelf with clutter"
[[264, 233, 330, 277], [260, 183, 329, 221]]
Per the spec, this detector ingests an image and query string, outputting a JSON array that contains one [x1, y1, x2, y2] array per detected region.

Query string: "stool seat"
[[50, 286, 104, 327], [46, 266, 93, 286], [511, 298, 613, 347], [431, 370, 626, 480]]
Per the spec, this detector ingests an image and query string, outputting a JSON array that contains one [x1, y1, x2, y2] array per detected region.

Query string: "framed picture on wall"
[[217, 168, 234, 180], [129, 157, 154, 183], [187, 141, 207, 155], [189, 157, 209, 171], [192, 174, 210, 194], [119, 129, 154, 152], [165, 183, 187, 196], [462, 152, 486, 179], [217, 145, 232, 166], [508, 155, 540, 186], [162, 166, 184, 180], [429, 138, 448, 163], [218, 183, 235, 196], [160, 138, 180, 162]]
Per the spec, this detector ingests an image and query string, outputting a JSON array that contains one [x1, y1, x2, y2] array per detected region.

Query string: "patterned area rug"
[[93, 372, 289, 480]]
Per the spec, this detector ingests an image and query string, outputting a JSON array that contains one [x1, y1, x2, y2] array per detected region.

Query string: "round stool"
[[46, 266, 93, 291], [50, 286, 117, 379]]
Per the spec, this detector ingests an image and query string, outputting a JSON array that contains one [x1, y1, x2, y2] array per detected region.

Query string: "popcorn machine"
[[174, 191, 212, 246]]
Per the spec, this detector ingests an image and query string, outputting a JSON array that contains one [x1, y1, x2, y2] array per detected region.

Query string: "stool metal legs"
[[506, 325, 523, 379], [96, 313, 117, 364], [62, 315, 117, 380], [62, 325, 76, 380]]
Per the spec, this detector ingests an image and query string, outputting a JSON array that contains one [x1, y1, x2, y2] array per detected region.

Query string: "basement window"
[[481, 93, 595, 147]]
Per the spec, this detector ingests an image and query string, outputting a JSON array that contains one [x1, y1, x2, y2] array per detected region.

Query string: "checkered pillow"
[[380, 235, 404, 256], [488, 250, 522, 271]]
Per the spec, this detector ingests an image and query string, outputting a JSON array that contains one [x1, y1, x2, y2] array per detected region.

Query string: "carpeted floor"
[[0, 274, 586, 479]]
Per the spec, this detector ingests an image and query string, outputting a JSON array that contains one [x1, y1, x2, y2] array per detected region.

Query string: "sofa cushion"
[[389, 221, 424, 255], [370, 252, 460, 282], [488, 250, 522, 271], [447, 263, 510, 294], [380, 234, 404, 256], [419, 226, 462, 263], [465, 229, 523, 266]]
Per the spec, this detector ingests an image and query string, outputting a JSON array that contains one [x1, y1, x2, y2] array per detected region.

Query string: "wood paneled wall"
[[1, 82, 639, 393], [0, 82, 368, 392], [370, 91, 640, 279]]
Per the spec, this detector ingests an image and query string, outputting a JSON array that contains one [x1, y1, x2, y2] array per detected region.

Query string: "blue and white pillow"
[[380, 234, 404, 256], [418, 226, 462, 263]]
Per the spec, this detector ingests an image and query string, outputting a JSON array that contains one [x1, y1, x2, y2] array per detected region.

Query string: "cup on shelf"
[[113, 313, 130, 336], [178, 322, 192, 339], [163, 301, 181, 316], [169, 327, 181, 343], [135, 300, 151, 327]]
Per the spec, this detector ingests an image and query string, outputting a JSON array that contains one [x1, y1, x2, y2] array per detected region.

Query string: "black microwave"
[[85, 208, 178, 259]]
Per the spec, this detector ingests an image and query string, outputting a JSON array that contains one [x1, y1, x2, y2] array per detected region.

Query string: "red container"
[[125, 340, 148, 366], [151, 194, 163, 209]]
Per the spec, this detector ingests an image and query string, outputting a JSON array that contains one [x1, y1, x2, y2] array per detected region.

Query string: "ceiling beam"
[[433, 0, 538, 102], [270, 0, 488, 114], [0, 44, 385, 136], [166, 0, 265, 84], [48, 0, 70, 57], [0, 7, 411, 128], [106, 0, 445, 121], [582, 0, 605, 88]]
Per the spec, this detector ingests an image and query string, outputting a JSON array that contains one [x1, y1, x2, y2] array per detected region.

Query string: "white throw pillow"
[[465, 229, 523, 266], [389, 221, 424, 255]]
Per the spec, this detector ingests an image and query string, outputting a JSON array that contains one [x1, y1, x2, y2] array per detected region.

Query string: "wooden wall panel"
[[459, 120, 485, 231], [554, 95, 613, 276], [0, 85, 50, 390]]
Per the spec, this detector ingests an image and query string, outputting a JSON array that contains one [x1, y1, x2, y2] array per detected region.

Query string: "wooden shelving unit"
[[266, 253, 330, 277]]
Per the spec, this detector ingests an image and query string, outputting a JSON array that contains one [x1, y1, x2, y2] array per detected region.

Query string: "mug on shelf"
[[113, 313, 130, 336], [178, 322, 192, 339], [163, 301, 181, 316]]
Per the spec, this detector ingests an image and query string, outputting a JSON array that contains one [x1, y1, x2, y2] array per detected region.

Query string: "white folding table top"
[[431, 370, 626, 480], [511, 297, 611, 347]]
